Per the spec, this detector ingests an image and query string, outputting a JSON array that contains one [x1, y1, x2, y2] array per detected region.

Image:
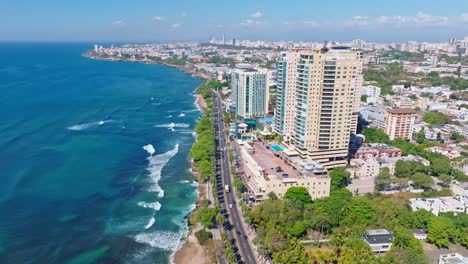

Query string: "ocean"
[[0, 43, 202, 264]]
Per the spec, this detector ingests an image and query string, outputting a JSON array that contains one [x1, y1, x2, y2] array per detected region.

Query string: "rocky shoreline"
[[83, 51, 211, 80]]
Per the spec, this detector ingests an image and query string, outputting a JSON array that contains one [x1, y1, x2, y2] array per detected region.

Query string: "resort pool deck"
[[271, 144, 284, 152]]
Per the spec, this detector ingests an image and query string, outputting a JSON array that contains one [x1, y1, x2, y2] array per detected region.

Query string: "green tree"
[[272, 239, 308, 264], [429, 157, 450, 176], [195, 207, 218, 228], [427, 217, 457, 248], [393, 226, 423, 253], [363, 127, 389, 143], [330, 167, 351, 191], [361, 94, 368, 102], [375, 167, 392, 191], [416, 129, 426, 144], [195, 229, 213, 245], [284, 187, 312, 204], [423, 111, 449, 126], [395, 160, 423, 178], [289, 221, 307, 238], [342, 197, 377, 228], [411, 172, 434, 189], [439, 174, 452, 187]]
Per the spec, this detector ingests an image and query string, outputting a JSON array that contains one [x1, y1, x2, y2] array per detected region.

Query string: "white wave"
[[67, 120, 112, 131], [178, 113, 186, 117], [166, 115, 172, 118], [143, 144, 155, 156], [152, 103, 161, 106], [145, 144, 179, 198], [154, 123, 190, 129], [178, 180, 190, 184], [145, 217, 156, 229], [150, 97, 155, 100], [134, 230, 183, 251], [138, 201, 162, 211]]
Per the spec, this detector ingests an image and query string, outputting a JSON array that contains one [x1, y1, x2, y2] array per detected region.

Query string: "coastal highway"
[[214, 93, 257, 264]]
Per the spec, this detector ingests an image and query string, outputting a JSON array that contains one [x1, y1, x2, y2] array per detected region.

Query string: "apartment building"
[[231, 68, 268, 120], [383, 108, 416, 140], [274, 46, 363, 169]]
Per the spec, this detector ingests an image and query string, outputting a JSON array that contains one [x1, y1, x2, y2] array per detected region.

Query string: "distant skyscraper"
[[232, 69, 268, 120], [274, 47, 363, 169], [222, 33, 225, 45], [232, 38, 236, 46]]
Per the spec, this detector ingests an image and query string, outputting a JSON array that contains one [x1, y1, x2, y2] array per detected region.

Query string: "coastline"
[[85, 50, 211, 264], [83, 51, 211, 80], [171, 91, 209, 264]]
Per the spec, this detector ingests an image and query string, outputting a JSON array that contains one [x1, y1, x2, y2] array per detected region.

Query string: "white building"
[[362, 85, 381, 98], [231, 68, 268, 120], [409, 196, 468, 216], [438, 253, 468, 264], [363, 229, 394, 253]]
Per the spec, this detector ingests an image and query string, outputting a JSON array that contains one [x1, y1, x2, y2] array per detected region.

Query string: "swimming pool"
[[271, 145, 284, 152]]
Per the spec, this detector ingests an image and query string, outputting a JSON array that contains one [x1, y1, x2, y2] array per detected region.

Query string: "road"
[[213, 93, 257, 264]]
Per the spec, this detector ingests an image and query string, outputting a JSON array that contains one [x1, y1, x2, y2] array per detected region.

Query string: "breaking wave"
[[67, 120, 112, 131], [145, 144, 179, 198], [137, 201, 162, 211], [134, 230, 183, 251], [144, 217, 156, 229]]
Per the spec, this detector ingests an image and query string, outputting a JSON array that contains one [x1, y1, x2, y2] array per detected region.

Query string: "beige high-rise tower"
[[275, 46, 363, 169]]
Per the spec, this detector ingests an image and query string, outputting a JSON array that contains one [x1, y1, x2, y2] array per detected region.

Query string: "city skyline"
[[1, 0, 468, 42]]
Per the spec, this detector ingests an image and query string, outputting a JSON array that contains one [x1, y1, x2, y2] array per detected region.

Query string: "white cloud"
[[181, 11, 187, 17], [462, 13, 468, 22], [112, 20, 125, 26], [343, 16, 370, 27], [251, 11, 263, 18], [283, 20, 320, 28], [171, 23, 182, 29], [151, 16, 164, 22], [240, 19, 268, 27], [375, 12, 448, 27]]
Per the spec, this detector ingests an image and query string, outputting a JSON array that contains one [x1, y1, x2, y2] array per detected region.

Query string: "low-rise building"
[[354, 143, 402, 159], [363, 229, 394, 253], [239, 140, 330, 201], [427, 146, 461, 159], [451, 180, 468, 196], [438, 253, 468, 264], [411, 229, 428, 240], [347, 157, 380, 178], [409, 196, 468, 216]]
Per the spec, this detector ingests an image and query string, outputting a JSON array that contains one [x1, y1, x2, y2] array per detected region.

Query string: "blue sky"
[[1, 0, 468, 42]]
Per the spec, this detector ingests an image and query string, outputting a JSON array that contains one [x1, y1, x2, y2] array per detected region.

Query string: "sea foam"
[[134, 230, 182, 251], [137, 201, 162, 211], [145, 217, 156, 229], [67, 120, 112, 131], [145, 144, 179, 198], [154, 123, 190, 129], [142, 144, 155, 156]]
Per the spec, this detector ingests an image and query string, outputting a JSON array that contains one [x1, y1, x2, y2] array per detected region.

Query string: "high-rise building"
[[222, 33, 225, 45], [383, 108, 416, 141], [232, 68, 268, 120], [274, 46, 363, 168]]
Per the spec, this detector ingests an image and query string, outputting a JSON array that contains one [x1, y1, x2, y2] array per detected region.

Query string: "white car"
[[229, 204, 233, 209]]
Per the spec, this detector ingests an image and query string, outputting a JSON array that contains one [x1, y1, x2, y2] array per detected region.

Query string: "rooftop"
[[364, 229, 394, 244], [387, 108, 417, 115], [247, 140, 302, 180]]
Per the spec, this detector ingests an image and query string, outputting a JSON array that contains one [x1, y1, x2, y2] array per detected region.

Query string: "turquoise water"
[[0, 43, 202, 263], [271, 145, 284, 152]]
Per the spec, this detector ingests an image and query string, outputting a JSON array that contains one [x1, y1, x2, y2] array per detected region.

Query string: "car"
[[282, 173, 289, 177], [229, 203, 233, 208]]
